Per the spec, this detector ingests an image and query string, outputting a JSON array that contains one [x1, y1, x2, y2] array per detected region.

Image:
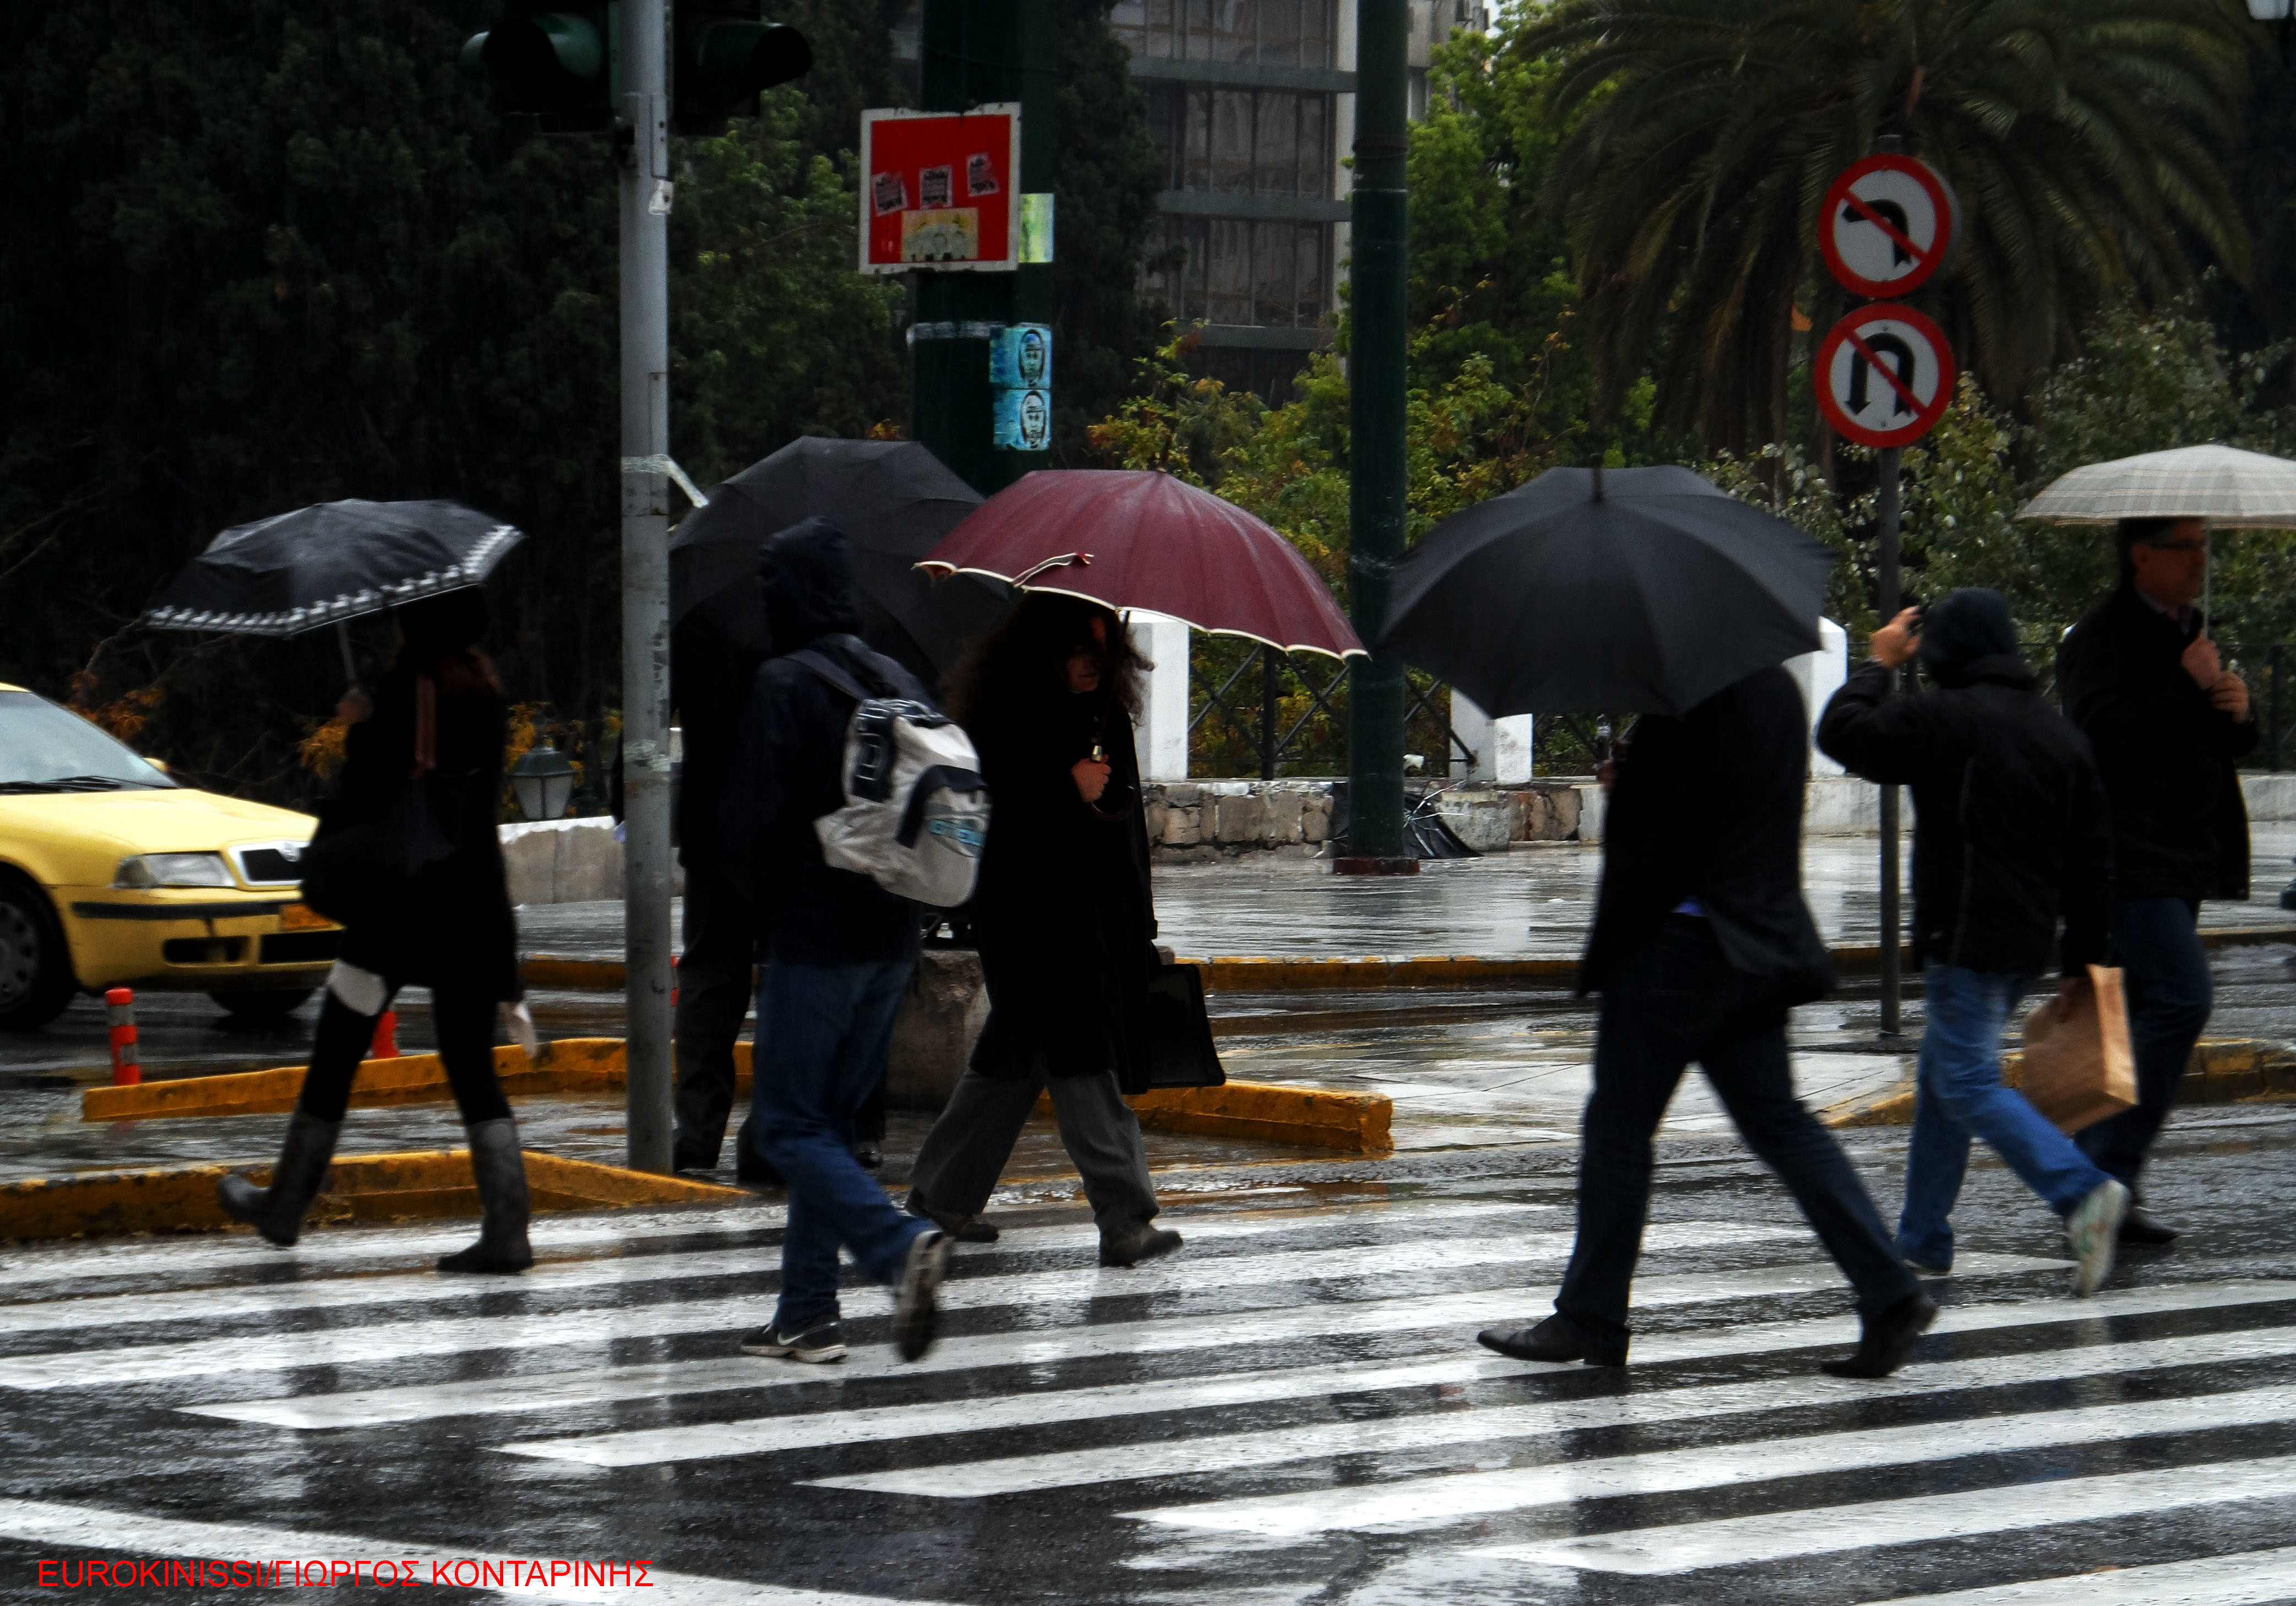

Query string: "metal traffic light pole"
[[618, 0, 676, 1173]]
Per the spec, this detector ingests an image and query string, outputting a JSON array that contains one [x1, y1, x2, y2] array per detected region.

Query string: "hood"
[[757, 516, 862, 654], [1919, 588, 2025, 686]]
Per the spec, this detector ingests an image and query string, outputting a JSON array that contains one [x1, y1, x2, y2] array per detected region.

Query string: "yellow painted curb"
[[0, 1148, 746, 1243], [85, 1038, 635, 1122], [1032, 1078, 1392, 1154], [1824, 1037, 2296, 1129]]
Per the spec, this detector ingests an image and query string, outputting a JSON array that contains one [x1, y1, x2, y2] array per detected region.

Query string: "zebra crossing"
[[7, 1182, 2296, 1604]]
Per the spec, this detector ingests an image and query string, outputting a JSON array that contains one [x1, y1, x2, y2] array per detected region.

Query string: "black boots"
[[217, 1111, 344, 1247], [1477, 1312, 1626, 1368], [1821, 1290, 1940, 1379], [437, 1117, 534, 1274]]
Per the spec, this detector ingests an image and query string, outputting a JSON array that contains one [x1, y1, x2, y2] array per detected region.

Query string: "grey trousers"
[[910, 1064, 1158, 1233]]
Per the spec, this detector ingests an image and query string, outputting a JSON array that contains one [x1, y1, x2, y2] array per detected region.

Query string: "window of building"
[[1143, 86, 1332, 198], [1145, 216, 1330, 329], [1110, 0, 1336, 69]]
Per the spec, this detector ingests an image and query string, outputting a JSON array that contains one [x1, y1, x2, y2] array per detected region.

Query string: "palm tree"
[[1517, 0, 2257, 454]]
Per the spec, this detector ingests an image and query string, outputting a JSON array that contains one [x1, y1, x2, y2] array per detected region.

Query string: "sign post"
[[1815, 149, 1959, 1039]]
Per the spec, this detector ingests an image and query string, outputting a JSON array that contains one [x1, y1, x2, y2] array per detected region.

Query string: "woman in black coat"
[[218, 587, 533, 1273], [905, 594, 1181, 1267]]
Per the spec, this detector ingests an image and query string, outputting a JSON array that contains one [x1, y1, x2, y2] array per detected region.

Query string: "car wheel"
[[0, 876, 77, 1031], [210, 989, 315, 1023]]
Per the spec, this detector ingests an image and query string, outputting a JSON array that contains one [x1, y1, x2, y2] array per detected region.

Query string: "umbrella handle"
[[335, 621, 358, 689]]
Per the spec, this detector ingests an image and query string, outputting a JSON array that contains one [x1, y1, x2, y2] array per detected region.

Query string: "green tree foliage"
[[1519, 0, 2259, 453]]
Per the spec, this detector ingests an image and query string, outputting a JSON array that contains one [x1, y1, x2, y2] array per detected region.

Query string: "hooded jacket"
[[719, 518, 924, 965], [2057, 579, 2256, 902], [1818, 589, 2113, 978]]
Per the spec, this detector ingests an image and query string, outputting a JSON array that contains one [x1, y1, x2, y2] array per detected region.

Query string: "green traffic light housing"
[[460, 8, 611, 123], [676, 8, 810, 128]]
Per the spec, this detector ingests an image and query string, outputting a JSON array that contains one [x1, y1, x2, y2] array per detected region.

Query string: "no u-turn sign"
[[1814, 304, 1955, 449]]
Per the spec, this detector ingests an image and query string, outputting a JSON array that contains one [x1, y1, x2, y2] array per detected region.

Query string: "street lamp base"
[[1332, 855, 1421, 877]]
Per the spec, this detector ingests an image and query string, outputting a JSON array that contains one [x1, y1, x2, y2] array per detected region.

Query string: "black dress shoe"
[[2119, 1204, 2181, 1245], [906, 1191, 1000, 1244], [735, 1155, 785, 1186], [1476, 1313, 1624, 1367], [1821, 1290, 1938, 1379]]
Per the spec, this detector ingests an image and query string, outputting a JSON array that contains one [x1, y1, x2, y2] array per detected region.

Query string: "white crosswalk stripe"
[[18, 1189, 2296, 1604]]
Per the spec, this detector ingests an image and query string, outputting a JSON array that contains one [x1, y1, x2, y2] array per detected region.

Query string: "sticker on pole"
[[858, 105, 1021, 274], [1815, 305, 1956, 449], [1819, 155, 1959, 299]]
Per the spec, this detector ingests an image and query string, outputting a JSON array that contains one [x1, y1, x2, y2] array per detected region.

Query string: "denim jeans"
[[1897, 966, 2113, 1271], [1555, 916, 1918, 1358], [749, 958, 929, 1330], [2079, 897, 2214, 1191]]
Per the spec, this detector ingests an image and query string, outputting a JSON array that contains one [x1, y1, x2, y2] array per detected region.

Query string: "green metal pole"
[[913, 0, 1054, 497], [1342, 0, 1411, 869]]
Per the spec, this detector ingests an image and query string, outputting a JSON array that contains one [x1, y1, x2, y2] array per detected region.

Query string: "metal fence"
[[1187, 641, 1477, 779]]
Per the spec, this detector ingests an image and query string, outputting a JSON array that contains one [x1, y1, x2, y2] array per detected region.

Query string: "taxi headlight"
[[113, 853, 236, 889]]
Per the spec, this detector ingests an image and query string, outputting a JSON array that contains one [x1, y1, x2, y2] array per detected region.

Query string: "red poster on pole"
[[858, 105, 1021, 274]]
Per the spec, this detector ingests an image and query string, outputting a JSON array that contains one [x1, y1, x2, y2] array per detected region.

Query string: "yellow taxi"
[[0, 682, 341, 1029]]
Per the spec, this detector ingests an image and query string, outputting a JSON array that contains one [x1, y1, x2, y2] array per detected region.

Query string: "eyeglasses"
[[2141, 538, 2209, 555]]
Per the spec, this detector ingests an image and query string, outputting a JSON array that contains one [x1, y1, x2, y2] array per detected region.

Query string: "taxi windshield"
[[0, 690, 177, 791]]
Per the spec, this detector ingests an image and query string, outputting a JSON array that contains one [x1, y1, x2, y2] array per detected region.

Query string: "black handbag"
[[1141, 961, 1226, 1090], [297, 772, 458, 926]]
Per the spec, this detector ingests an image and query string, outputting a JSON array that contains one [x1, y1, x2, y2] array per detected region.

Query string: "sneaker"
[[1902, 1254, 1952, 1277], [1098, 1223, 1183, 1268], [855, 1140, 884, 1171], [893, 1230, 950, 1362], [740, 1316, 847, 1363], [2068, 1178, 2131, 1296]]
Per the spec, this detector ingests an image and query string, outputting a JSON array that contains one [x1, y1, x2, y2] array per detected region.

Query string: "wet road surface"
[[6, 1103, 2296, 1604]]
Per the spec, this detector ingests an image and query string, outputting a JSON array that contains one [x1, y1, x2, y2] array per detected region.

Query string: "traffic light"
[[459, 7, 613, 127], [674, 5, 810, 131]]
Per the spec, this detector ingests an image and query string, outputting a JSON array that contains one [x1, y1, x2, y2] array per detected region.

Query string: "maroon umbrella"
[[917, 469, 1363, 658]]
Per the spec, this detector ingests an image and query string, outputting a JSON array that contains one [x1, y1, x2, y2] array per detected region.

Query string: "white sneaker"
[[2068, 1179, 2130, 1296], [893, 1230, 950, 1362]]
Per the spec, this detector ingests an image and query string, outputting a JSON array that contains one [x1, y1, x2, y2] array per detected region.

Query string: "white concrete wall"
[[1785, 618, 1849, 775], [1128, 612, 1192, 782], [1450, 690, 1533, 785]]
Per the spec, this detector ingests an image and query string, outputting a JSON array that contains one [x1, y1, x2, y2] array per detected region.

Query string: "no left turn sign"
[[1819, 154, 1959, 300], [1815, 305, 1956, 449]]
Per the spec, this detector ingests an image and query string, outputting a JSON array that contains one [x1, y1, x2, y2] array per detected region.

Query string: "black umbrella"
[[668, 437, 1009, 680], [1380, 465, 1836, 717], [143, 500, 523, 640]]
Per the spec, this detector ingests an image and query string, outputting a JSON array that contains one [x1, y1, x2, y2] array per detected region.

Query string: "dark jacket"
[[2058, 581, 2256, 902], [1819, 656, 2113, 978], [719, 520, 923, 965], [671, 608, 766, 871], [967, 682, 1158, 1087], [1580, 665, 1832, 1003], [331, 663, 521, 1001]]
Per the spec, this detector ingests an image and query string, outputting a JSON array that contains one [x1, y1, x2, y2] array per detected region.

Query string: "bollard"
[[371, 1009, 399, 1059], [104, 988, 141, 1086]]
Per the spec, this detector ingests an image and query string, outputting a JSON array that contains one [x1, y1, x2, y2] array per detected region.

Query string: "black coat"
[[2058, 582, 2256, 902], [671, 609, 765, 872], [331, 664, 521, 1001], [966, 685, 1158, 1087], [1819, 656, 2113, 978], [1580, 665, 1832, 1002]]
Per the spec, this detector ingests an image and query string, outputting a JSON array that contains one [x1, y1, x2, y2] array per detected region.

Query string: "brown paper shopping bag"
[[2019, 963, 2137, 1134]]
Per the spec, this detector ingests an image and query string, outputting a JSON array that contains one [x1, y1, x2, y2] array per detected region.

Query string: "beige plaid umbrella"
[[2020, 443, 2296, 617], [2020, 443, 2296, 527]]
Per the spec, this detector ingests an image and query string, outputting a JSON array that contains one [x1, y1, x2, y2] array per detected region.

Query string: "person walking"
[[904, 594, 1180, 1268], [2058, 517, 2257, 1244], [720, 518, 947, 1364], [1477, 665, 1933, 1377], [1819, 589, 2129, 1294], [218, 588, 535, 1274]]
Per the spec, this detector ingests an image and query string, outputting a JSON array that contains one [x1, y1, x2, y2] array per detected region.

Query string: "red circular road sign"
[[1815, 305, 1956, 449], [1819, 155, 1959, 299]]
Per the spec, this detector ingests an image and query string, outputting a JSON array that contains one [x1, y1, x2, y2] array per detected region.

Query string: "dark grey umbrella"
[[669, 437, 1009, 680], [1380, 465, 1836, 716], [142, 500, 523, 638]]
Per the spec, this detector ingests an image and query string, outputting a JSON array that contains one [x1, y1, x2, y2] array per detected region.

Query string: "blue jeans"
[[2078, 897, 2213, 1191], [749, 958, 928, 1330], [1897, 965, 2113, 1271]]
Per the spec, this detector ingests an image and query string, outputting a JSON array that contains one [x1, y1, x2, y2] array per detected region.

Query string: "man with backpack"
[[720, 517, 960, 1364]]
